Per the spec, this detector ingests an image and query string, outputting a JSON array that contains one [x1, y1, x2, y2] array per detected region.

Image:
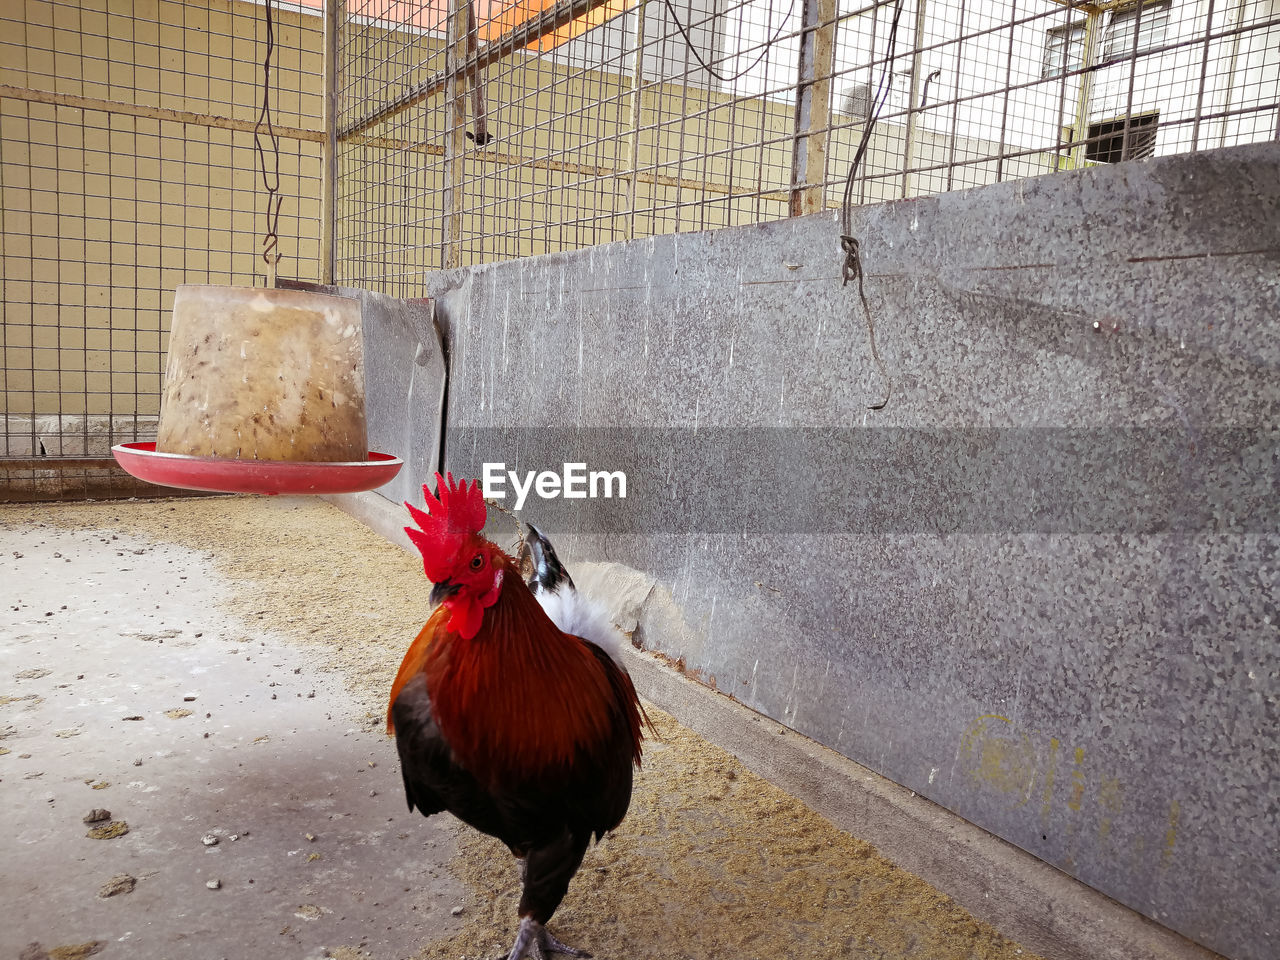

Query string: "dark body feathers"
[[389, 570, 643, 924]]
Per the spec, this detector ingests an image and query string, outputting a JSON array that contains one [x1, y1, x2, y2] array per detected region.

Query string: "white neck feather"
[[534, 583, 625, 667]]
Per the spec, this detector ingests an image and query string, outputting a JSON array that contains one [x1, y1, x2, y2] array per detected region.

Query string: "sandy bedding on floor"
[[2, 496, 1042, 960]]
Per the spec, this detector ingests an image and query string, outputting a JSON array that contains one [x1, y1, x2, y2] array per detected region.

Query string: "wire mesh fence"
[[334, 0, 1280, 293], [1, 0, 326, 497]]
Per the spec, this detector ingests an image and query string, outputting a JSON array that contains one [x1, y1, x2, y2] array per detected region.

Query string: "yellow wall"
[[1, 0, 325, 431]]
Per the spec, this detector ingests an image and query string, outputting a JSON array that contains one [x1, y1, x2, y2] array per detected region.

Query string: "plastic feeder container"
[[111, 443, 402, 496], [156, 284, 367, 462]]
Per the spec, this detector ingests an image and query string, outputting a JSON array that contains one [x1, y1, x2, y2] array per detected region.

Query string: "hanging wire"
[[660, 0, 799, 85], [839, 0, 906, 411], [253, 0, 284, 286], [485, 496, 528, 557]]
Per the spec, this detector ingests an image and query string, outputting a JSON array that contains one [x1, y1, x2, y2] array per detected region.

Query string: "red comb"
[[403, 473, 487, 582]]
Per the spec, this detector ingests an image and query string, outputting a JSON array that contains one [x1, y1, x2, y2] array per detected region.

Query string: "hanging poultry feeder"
[[113, 285, 402, 496], [112, 0, 400, 496]]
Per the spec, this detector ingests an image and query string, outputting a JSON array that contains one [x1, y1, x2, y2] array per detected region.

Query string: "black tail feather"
[[519, 523, 575, 595]]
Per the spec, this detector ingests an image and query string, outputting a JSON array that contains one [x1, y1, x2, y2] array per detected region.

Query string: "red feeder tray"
[[112, 442, 403, 496]]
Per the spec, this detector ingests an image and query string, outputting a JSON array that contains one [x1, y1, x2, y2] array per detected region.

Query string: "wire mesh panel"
[[1, 0, 326, 498], [3, 0, 1278, 495], [335, 0, 1279, 291]]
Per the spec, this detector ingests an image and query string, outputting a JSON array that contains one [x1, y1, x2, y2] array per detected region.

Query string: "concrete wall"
[[367, 141, 1280, 960]]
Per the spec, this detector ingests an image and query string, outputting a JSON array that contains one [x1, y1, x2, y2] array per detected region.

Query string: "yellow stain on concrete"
[[959, 714, 1036, 803], [1162, 799, 1181, 867], [1040, 737, 1059, 825], [1097, 776, 1123, 841], [958, 715, 1192, 874], [1067, 746, 1086, 812]]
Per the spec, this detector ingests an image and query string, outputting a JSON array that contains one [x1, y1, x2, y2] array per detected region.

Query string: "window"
[[842, 84, 871, 120], [1104, 0, 1172, 60], [1086, 113, 1159, 163], [1043, 21, 1087, 79], [887, 73, 912, 114]]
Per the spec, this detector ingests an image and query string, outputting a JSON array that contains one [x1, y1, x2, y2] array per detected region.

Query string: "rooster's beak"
[[430, 579, 460, 607]]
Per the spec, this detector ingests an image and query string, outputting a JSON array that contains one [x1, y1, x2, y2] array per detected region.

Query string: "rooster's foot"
[[504, 916, 591, 960]]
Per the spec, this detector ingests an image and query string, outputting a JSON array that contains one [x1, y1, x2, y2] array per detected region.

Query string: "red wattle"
[[447, 598, 485, 639]]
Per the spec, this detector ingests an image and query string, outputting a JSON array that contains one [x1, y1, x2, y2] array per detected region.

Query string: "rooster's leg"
[[504, 827, 591, 959], [505, 916, 591, 959]]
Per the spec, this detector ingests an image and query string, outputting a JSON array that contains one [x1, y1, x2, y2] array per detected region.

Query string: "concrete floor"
[[1, 522, 465, 960], [2, 498, 1061, 960]]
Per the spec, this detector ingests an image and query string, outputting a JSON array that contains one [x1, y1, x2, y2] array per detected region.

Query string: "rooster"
[[388, 474, 648, 959]]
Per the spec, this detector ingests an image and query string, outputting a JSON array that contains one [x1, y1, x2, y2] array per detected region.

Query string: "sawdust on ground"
[[1, 497, 1043, 960]]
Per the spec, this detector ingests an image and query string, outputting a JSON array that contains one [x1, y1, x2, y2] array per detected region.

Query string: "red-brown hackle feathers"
[[404, 472, 488, 583], [387, 551, 645, 783]]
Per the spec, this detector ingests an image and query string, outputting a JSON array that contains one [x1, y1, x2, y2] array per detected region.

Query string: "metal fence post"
[[789, 0, 837, 216], [902, 0, 928, 198], [626, 0, 648, 241], [1069, 5, 1103, 169], [321, 0, 340, 286], [443, 0, 471, 269]]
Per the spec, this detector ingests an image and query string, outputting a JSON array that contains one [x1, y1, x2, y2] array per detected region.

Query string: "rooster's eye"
[[470, 554, 484, 570]]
